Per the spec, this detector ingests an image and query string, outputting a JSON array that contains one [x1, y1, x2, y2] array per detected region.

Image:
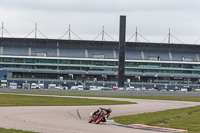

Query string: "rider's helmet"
[[107, 108, 112, 113]]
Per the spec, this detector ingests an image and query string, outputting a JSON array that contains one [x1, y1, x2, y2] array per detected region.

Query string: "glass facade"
[[0, 56, 200, 75]]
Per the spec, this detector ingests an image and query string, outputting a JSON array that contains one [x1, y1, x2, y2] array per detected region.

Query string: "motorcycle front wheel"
[[95, 116, 102, 124], [88, 119, 93, 123]]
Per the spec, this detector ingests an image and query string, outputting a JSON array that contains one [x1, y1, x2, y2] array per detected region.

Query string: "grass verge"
[[111, 105, 200, 133], [2, 92, 200, 102], [0, 128, 37, 133], [23, 93, 200, 102], [59, 94, 200, 102], [0, 93, 133, 106]]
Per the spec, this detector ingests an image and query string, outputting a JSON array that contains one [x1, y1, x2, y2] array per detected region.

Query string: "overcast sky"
[[0, 0, 200, 44]]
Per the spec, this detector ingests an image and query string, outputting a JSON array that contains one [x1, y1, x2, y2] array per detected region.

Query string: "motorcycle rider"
[[92, 107, 112, 122]]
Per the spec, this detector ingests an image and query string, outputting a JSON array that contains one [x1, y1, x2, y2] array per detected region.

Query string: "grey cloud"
[[1, 0, 200, 43]]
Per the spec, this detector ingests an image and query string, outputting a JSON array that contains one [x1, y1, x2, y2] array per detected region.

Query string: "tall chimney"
[[118, 15, 126, 89]]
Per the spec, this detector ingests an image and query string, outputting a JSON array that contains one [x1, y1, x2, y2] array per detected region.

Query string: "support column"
[[118, 16, 126, 89], [28, 47, 31, 56], [0, 46, 3, 55], [57, 42, 60, 57]]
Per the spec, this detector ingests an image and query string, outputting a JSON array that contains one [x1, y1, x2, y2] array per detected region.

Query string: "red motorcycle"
[[88, 107, 112, 124]]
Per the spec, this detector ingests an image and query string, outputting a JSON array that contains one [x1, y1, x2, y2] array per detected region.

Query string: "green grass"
[[3, 92, 200, 102], [0, 93, 133, 106], [57, 94, 200, 102], [110, 95, 200, 102], [0, 128, 37, 133], [112, 105, 200, 133]]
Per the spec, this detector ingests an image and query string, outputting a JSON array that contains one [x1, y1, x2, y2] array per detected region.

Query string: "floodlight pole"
[[135, 27, 138, 42], [35, 23, 37, 39], [118, 15, 126, 89], [168, 28, 170, 43], [69, 24, 71, 40], [1, 22, 3, 39], [102, 25, 104, 41]]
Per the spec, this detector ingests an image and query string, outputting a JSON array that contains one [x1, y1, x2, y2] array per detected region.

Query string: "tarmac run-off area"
[[0, 94, 199, 133]]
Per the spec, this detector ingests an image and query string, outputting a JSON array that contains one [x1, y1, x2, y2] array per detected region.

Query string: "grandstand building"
[[0, 37, 200, 88]]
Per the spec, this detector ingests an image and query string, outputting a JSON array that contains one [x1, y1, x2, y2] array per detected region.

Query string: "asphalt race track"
[[0, 95, 200, 133]]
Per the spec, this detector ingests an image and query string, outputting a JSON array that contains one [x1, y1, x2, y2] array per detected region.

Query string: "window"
[[183, 64, 193, 69], [47, 59, 58, 64], [125, 62, 136, 67], [47, 66, 57, 70], [171, 64, 182, 68], [70, 60, 80, 64], [59, 66, 69, 70], [36, 59, 47, 63], [93, 61, 103, 66], [2, 58, 12, 62], [104, 61, 117, 66], [36, 66, 46, 69], [161, 63, 170, 68], [2, 64, 13, 67], [81, 60, 91, 65], [25, 59, 35, 63], [59, 60, 69, 64], [13, 58, 23, 63], [70, 67, 80, 70], [21, 65, 34, 69]]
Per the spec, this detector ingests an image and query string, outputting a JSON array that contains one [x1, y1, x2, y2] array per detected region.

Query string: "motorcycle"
[[88, 107, 111, 124]]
